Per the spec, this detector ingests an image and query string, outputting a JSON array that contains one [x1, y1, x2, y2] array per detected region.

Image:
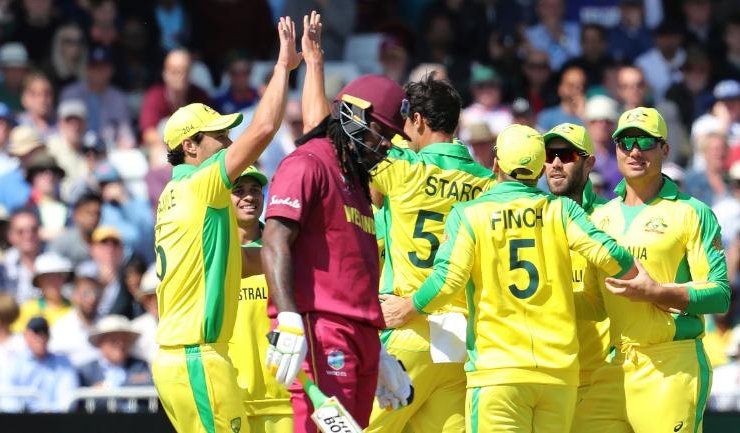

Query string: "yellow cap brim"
[[543, 131, 590, 155], [611, 124, 662, 139], [200, 112, 243, 133]]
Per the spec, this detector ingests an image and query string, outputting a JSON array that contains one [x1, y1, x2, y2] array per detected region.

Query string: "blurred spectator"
[[525, 0, 581, 71], [408, 63, 448, 84], [284, 0, 355, 60], [0, 42, 29, 112], [692, 80, 740, 154], [24, 152, 67, 241], [616, 64, 650, 110], [0, 293, 22, 377], [88, 0, 119, 48], [665, 46, 714, 128], [139, 48, 212, 148], [0, 103, 16, 176], [562, 24, 615, 89], [12, 252, 73, 332], [537, 65, 586, 131], [60, 44, 135, 149], [0, 316, 79, 413], [130, 264, 158, 366], [584, 95, 621, 195], [379, 35, 410, 84], [588, 171, 608, 197], [48, 193, 102, 267], [685, 131, 729, 206], [566, 0, 620, 28], [635, 20, 686, 103], [117, 16, 159, 94], [214, 55, 259, 114], [712, 161, 740, 248], [716, 14, 740, 81], [48, 262, 102, 368], [464, 121, 494, 169], [683, 0, 723, 59], [17, 72, 55, 139], [460, 65, 511, 139], [520, 49, 557, 114], [704, 312, 735, 367], [46, 22, 86, 91], [710, 352, 740, 411], [416, 9, 469, 95], [12, 0, 63, 63], [78, 315, 153, 410], [121, 255, 147, 317], [511, 97, 536, 128], [0, 209, 41, 304], [0, 126, 46, 211], [155, 0, 190, 52], [608, 0, 653, 63], [94, 162, 154, 263], [85, 226, 133, 317], [46, 100, 91, 202]]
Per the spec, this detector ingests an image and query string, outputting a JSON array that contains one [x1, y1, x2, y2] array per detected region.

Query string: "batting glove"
[[266, 312, 308, 386], [376, 345, 414, 409]]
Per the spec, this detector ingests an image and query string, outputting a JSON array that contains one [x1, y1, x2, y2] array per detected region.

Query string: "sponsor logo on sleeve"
[[270, 196, 301, 209]]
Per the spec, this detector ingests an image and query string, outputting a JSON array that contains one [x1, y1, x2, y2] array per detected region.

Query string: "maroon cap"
[[335, 75, 406, 137]]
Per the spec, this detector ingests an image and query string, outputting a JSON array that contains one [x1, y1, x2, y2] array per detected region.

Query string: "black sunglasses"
[[545, 148, 588, 164], [615, 136, 663, 152]]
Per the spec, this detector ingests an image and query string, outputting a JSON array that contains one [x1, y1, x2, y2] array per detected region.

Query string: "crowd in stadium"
[[0, 0, 738, 418]]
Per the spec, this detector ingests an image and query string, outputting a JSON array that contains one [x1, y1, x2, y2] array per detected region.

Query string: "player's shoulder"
[[672, 191, 718, 222], [591, 196, 621, 217]]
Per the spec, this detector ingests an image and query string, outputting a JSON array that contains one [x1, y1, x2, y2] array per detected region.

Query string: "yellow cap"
[[612, 107, 667, 140], [237, 165, 267, 186], [495, 124, 545, 180], [92, 226, 122, 243], [163, 103, 243, 150], [543, 123, 594, 155]]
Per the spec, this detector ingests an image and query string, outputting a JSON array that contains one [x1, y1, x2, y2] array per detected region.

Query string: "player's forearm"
[[262, 243, 298, 313], [302, 62, 330, 132], [412, 267, 462, 314]]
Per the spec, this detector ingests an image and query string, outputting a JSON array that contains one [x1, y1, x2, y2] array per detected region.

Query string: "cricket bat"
[[297, 370, 364, 433]]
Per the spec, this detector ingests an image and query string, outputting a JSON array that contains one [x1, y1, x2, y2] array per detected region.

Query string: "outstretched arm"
[[301, 11, 331, 132]]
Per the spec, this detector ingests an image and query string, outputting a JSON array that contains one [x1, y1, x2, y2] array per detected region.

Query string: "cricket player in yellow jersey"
[[542, 123, 610, 401], [151, 18, 301, 433], [382, 124, 643, 433], [572, 107, 730, 433], [367, 74, 493, 433], [227, 166, 292, 433]]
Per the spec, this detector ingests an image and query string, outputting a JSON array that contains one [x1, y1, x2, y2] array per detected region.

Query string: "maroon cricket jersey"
[[265, 137, 384, 329]]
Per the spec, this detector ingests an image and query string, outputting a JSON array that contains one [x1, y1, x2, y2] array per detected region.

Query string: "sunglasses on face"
[[615, 136, 662, 152], [545, 148, 588, 164]]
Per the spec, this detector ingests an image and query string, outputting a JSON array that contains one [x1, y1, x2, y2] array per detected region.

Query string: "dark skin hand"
[[262, 216, 300, 313]]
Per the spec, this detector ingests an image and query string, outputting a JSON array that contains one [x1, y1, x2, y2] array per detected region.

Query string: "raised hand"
[[277, 16, 302, 71], [302, 10, 323, 65]]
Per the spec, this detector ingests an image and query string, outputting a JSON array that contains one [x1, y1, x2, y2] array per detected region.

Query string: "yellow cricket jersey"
[[371, 142, 493, 349], [228, 239, 292, 416], [412, 181, 634, 388], [588, 176, 730, 348], [155, 149, 241, 346], [571, 181, 610, 385]]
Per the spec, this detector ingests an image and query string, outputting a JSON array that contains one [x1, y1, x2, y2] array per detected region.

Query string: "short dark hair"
[[167, 132, 204, 166], [73, 192, 102, 211], [403, 74, 462, 134]]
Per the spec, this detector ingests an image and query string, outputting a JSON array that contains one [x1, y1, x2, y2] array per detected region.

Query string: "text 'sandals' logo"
[[327, 350, 345, 371], [270, 196, 301, 209], [644, 217, 667, 234]]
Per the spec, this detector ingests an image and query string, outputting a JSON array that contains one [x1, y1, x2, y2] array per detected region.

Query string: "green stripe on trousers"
[[185, 345, 217, 433]]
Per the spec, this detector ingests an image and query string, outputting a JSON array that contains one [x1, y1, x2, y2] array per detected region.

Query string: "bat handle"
[[297, 370, 328, 407]]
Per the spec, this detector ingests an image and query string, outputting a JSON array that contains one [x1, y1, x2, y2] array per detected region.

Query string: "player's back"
[[372, 143, 493, 305], [154, 149, 241, 346]]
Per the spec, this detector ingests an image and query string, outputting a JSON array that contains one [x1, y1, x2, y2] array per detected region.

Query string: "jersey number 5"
[[508, 238, 539, 299], [408, 210, 444, 268]]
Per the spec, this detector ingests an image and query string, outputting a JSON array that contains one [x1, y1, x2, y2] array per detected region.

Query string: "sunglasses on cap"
[[615, 136, 663, 152], [545, 148, 589, 164]]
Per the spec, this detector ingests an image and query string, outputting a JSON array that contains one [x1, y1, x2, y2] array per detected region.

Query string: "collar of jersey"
[[241, 221, 264, 248], [581, 180, 607, 214], [171, 149, 225, 180], [488, 180, 542, 196], [418, 142, 473, 160], [613, 174, 678, 201]]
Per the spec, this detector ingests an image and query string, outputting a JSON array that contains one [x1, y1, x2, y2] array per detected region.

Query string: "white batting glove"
[[376, 345, 414, 409], [266, 312, 308, 385]]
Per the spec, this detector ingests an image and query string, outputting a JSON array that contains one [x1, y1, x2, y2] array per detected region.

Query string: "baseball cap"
[[470, 64, 501, 86], [164, 103, 243, 150], [237, 165, 267, 186], [8, 126, 44, 157], [612, 107, 668, 139], [0, 42, 28, 68], [26, 152, 65, 181], [335, 75, 406, 137], [713, 80, 740, 101], [495, 124, 545, 180], [58, 99, 87, 119], [87, 44, 114, 65], [27, 316, 50, 335], [543, 123, 594, 155], [92, 226, 122, 243], [81, 131, 106, 154], [584, 95, 618, 122], [94, 161, 121, 184]]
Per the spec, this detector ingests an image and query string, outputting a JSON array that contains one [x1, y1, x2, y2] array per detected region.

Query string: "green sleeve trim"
[[379, 197, 395, 294], [202, 207, 230, 342], [185, 345, 217, 433], [685, 285, 729, 315], [694, 339, 711, 431], [215, 149, 233, 189], [673, 313, 704, 340]]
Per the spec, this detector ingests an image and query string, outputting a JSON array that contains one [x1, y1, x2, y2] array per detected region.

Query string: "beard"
[[548, 163, 586, 199]]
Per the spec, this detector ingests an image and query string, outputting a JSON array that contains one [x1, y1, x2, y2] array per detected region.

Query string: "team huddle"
[[151, 11, 730, 433]]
